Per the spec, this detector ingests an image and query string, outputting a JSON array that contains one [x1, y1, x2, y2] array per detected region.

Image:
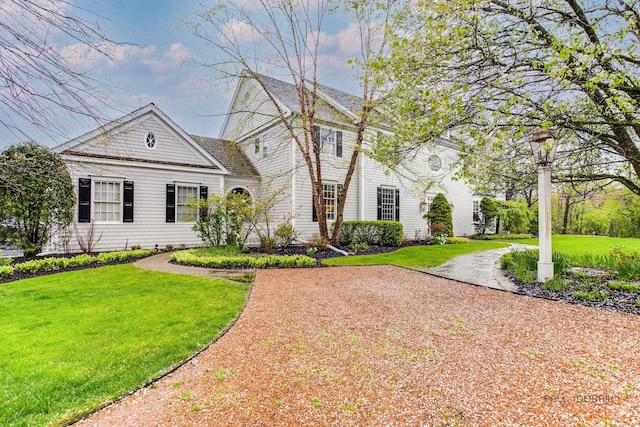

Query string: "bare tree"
[[189, 0, 397, 242], [0, 0, 115, 145]]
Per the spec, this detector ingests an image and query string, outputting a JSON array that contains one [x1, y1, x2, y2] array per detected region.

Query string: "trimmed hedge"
[[445, 237, 470, 244], [0, 265, 14, 278], [472, 233, 532, 240], [338, 220, 403, 247], [171, 251, 315, 269], [1, 249, 156, 280]]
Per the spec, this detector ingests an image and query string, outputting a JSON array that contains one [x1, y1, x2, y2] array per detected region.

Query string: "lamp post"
[[530, 129, 557, 283]]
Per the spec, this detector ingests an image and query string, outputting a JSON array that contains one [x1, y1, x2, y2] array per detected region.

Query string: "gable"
[[220, 77, 289, 142], [220, 74, 357, 142], [57, 105, 227, 172]]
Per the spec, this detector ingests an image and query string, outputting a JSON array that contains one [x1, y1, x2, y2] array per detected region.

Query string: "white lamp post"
[[530, 129, 557, 283]]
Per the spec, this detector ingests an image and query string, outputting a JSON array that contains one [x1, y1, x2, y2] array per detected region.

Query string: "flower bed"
[[0, 249, 157, 283]]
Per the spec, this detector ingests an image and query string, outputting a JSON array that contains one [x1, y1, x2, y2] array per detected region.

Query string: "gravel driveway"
[[76, 266, 640, 426]]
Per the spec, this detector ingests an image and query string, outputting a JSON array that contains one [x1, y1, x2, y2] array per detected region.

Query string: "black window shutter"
[[199, 186, 208, 220], [78, 178, 91, 223], [337, 184, 344, 212], [376, 187, 382, 220], [395, 188, 400, 222], [166, 184, 176, 223], [336, 131, 343, 157], [313, 125, 321, 150], [123, 181, 134, 222]]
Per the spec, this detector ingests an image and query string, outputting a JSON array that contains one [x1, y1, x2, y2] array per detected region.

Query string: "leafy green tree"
[[377, 0, 640, 196], [496, 200, 531, 234], [424, 193, 453, 236], [192, 186, 285, 250], [0, 143, 74, 257], [479, 196, 499, 235]]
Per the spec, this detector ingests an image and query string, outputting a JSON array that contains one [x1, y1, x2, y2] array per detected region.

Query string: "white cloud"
[[60, 42, 192, 75], [218, 19, 263, 45], [335, 23, 364, 56], [165, 43, 191, 65]]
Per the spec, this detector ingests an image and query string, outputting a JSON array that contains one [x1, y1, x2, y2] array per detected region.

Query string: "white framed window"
[[176, 186, 198, 222], [473, 199, 481, 221], [428, 154, 443, 172], [314, 126, 343, 157], [380, 187, 396, 221], [94, 181, 121, 222], [145, 132, 157, 150], [262, 134, 268, 158], [323, 183, 337, 221], [321, 128, 336, 153]]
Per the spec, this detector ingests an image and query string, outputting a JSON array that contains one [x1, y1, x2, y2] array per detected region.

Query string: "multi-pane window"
[[313, 126, 342, 157], [321, 128, 336, 153], [323, 183, 337, 221], [94, 181, 121, 222], [262, 134, 268, 158], [380, 187, 396, 221], [176, 186, 198, 222], [473, 199, 481, 221], [145, 132, 156, 149]]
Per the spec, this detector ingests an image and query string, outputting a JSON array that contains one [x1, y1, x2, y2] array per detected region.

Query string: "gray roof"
[[254, 73, 364, 121], [191, 135, 260, 177]]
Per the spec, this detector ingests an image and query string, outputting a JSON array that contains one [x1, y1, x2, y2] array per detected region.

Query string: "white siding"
[[69, 113, 215, 168], [360, 143, 477, 238], [293, 126, 361, 240], [57, 160, 225, 253], [220, 79, 284, 142], [233, 122, 294, 238]]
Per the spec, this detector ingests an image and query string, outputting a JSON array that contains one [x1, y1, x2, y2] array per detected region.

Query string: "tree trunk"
[[562, 194, 570, 235]]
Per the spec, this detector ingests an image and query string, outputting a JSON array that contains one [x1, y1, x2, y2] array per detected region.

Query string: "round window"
[[428, 154, 442, 172], [145, 132, 157, 149]]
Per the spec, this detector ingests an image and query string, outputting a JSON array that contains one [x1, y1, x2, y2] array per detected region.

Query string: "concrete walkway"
[[136, 244, 536, 292], [134, 252, 254, 281], [424, 243, 537, 292]]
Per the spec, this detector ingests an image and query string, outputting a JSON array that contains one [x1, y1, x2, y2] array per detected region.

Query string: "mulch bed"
[[510, 273, 640, 316], [250, 240, 426, 261]]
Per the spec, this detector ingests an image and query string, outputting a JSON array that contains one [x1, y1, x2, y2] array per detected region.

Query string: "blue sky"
[[0, 0, 363, 150]]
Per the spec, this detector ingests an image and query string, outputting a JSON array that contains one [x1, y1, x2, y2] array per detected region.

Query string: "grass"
[[0, 264, 249, 427], [502, 235, 640, 257], [321, 241, 509, 269]]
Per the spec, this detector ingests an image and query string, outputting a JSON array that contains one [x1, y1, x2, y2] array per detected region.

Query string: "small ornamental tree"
[[496, 200, 531, 234], [424, 193, 453, 237], [479, 196, 499, 235], [0, 143, 74, 257]]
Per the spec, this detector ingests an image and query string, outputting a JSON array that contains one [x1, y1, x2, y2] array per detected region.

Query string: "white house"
[[49, 75, 481, 254], [50, 104, 259, 253], [220, 73, 481, 241]]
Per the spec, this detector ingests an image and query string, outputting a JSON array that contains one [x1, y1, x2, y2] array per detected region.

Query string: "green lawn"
[[321, 241, 509, 269], [0, 264, 248, 427], [504, 235, 640, 257]]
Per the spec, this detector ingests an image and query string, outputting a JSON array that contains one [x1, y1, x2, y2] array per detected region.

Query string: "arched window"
[[227, 187, 251, 203]]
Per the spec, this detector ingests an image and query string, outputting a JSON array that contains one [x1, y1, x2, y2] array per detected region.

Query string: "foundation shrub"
[[338, 221, 403, 247]]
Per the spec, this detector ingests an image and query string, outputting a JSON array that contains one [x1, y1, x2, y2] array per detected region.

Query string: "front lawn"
[[321, 241, 509, 269], [0, 264, 248, 427], [503, 235, 640, 257]]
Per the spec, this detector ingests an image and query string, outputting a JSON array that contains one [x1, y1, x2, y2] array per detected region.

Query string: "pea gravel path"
[[76, 266, 640, 426]]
